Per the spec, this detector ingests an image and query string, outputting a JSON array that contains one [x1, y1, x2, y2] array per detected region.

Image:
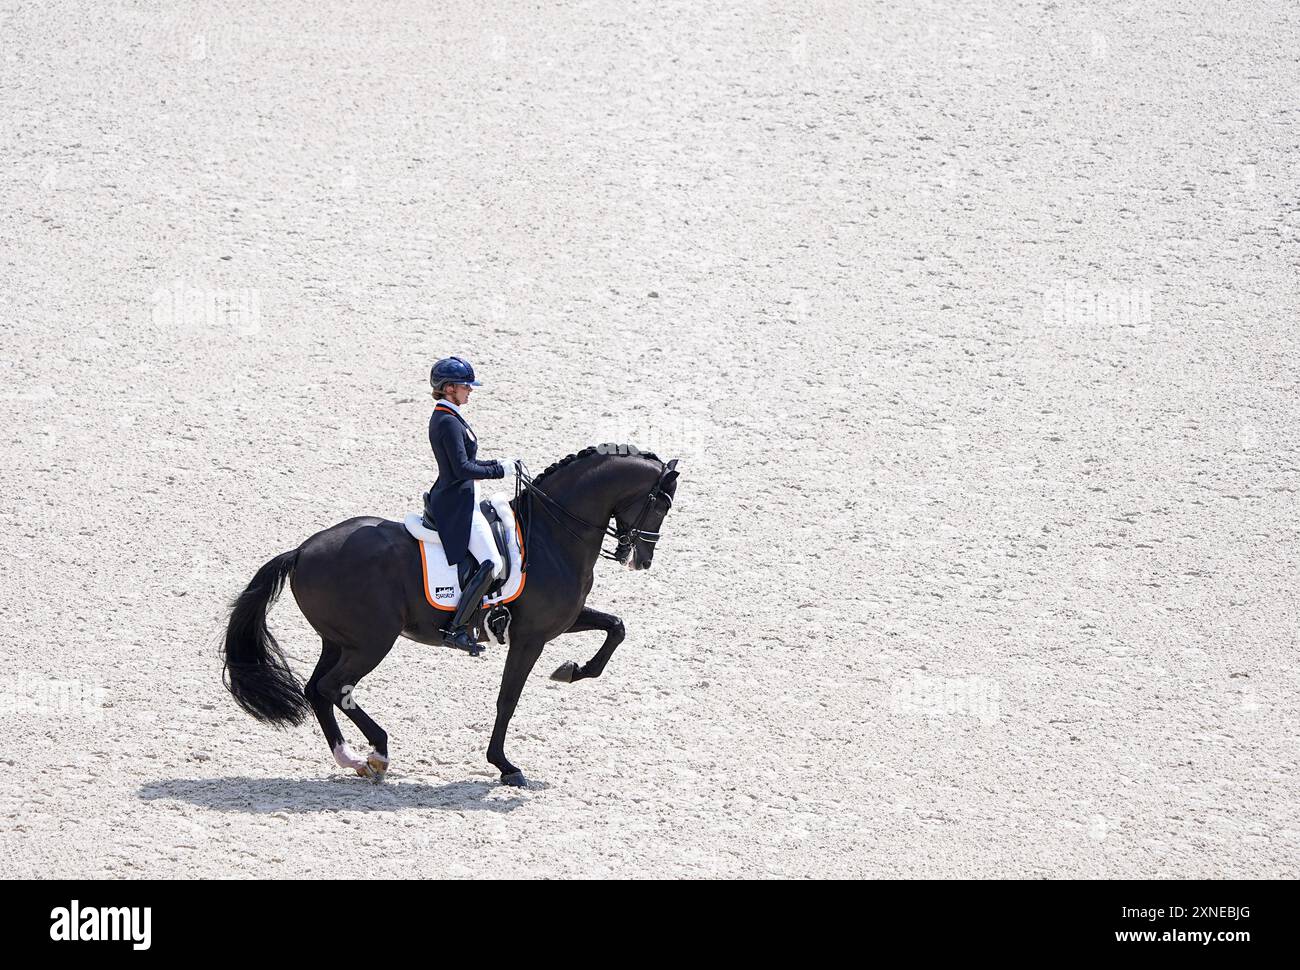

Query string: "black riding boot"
[[442, 560, 496, 655]]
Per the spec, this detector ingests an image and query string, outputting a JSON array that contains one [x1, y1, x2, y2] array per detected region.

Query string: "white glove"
[[500, 458, 520, 477]]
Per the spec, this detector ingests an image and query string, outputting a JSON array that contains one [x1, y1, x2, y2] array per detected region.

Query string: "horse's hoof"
[[500, 770, 527, 787], [365, 752, 389, 783], [550, 661, 579, 683]]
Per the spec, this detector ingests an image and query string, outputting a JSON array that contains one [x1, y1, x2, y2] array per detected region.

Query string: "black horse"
[[222, 444, 679, 786]]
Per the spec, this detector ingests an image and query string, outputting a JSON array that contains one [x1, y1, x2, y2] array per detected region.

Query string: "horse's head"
[[614, 458, 679, 570]]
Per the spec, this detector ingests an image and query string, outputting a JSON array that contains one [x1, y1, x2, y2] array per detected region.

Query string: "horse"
[[221, 444, 680, 786]]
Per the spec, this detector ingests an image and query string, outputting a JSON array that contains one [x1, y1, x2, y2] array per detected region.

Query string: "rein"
[[512, 461, 671, 565]]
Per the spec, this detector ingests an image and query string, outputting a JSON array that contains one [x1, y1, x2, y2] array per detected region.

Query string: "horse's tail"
[[222, 548, 310, 726]]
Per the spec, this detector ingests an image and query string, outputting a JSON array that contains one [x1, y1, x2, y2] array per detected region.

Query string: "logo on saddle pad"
[[403, 496, 526, 612]]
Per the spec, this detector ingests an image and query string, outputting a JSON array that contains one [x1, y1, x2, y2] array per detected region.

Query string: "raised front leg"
[[486, 636, 545, 786], [550, 607, 625, 684]]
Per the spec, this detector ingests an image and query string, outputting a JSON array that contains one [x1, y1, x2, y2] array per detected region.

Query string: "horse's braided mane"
[[531, 444, 661, 490]]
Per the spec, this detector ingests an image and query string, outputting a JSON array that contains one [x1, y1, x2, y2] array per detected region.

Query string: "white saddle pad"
[[403, 493, 525, 611]]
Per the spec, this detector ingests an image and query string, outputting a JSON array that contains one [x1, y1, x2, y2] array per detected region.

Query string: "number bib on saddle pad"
[[403, 494, 526, 611]]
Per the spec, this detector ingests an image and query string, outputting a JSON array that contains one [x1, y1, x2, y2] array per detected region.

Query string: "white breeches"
[[467, 482, 505, 580]]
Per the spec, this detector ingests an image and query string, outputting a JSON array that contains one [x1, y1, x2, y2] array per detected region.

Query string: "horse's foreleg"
[[486, 636, 545, 786], [550, 607, 624, 683]]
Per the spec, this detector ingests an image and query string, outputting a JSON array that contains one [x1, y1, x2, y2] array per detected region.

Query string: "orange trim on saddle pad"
[[418, 520, 527, 611]]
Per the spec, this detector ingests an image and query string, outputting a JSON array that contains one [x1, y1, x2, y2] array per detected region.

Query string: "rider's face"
[[446, 384, 472, 406]]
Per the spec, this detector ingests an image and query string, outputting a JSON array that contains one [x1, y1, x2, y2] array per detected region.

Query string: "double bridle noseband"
[[514, 461, 674, 563]]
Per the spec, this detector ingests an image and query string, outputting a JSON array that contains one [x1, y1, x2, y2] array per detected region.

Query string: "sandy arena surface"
[[1, 1, 1297, 878]]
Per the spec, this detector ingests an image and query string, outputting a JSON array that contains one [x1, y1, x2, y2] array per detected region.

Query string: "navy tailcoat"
[[427, 404, 506, 564]]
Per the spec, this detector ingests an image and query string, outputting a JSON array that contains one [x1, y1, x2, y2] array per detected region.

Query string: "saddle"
[[421, 492, 512, 592]]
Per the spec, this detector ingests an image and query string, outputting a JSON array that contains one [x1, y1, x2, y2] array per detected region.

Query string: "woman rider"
[[426, 356, 519, 653]]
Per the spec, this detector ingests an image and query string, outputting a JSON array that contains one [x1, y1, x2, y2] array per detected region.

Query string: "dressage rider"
[[426, 356, 518, 653]]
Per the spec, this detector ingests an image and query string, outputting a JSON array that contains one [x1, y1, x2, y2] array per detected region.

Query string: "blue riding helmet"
[[429, 356, 482, 389]]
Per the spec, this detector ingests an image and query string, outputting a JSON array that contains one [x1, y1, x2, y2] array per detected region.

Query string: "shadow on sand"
[[138, 775, 542, 814]]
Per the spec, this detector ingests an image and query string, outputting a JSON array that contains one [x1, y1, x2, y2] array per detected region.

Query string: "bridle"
[[514, 461, 675, 564], [608, 477, 674, 562]]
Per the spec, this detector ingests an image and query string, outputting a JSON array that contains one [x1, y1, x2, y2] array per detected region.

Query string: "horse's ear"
[[667, 459, 679, 471]]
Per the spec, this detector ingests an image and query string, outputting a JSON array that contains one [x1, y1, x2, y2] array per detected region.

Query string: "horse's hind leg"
[[316, 637, 396, 782], [304, 639, 348, 760], [339, 697, 389, 781]]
